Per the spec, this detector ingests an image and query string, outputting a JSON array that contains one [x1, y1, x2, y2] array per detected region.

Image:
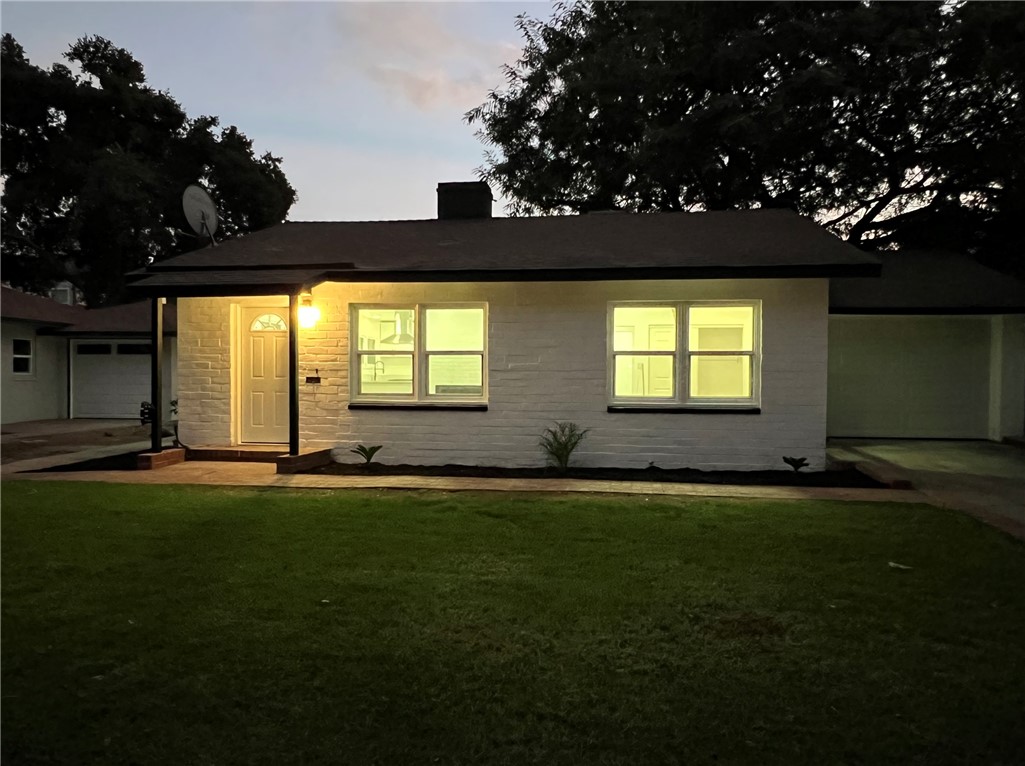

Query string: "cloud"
[[332, 4, 523, 112]]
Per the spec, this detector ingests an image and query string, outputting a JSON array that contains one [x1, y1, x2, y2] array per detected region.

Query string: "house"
[[0, 286, 178, 424], [1, 287, 83, 423], [829, 251, 1025, 440], [127, 182, 882, 471]]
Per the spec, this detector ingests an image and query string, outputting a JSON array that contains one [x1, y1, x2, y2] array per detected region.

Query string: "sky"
[[0, 1, 551, 221]]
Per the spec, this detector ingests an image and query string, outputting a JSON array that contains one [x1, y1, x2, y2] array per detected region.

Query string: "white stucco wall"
[[177, 279, 830, 470], [1, 319, 68, 424], [989, 314, 1025, 440]]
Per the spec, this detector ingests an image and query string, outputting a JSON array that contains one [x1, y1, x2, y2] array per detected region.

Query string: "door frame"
[[231, 298, 290, 445]]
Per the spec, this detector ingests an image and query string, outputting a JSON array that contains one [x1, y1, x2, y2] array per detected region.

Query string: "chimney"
[[437, 181, 493, 220]]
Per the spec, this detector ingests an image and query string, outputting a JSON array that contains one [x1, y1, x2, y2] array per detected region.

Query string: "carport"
[[49, 301, 178, 420], [829, 251, 1025, 441]]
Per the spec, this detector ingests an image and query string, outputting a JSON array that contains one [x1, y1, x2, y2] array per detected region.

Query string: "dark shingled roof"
[[831, 251, 1025, 313], [1, 286, 84, 325], [51, 300, 177, 336], [1, 287, 177, 334], [130, 209, 880, 296]]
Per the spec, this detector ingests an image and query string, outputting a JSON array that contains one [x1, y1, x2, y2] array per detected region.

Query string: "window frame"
[[349, 302, 488, 405], [12, 338, 33, 376], [607, 300, 761, 409]]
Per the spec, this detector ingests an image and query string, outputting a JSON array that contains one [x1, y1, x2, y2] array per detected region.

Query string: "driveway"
[[830, 439, 1025, 540], [1, 419, 162, 464]]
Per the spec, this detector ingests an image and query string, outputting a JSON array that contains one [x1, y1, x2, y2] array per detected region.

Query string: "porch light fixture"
[[298, 294, 321, 329]]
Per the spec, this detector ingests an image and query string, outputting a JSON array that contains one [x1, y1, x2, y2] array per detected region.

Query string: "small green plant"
[[351, 444, 384, 464], [783, 456, 809, 472], [539, 421, 590, 473]]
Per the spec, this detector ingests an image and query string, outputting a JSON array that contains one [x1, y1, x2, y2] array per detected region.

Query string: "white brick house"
[[131, 183, 881, 470]]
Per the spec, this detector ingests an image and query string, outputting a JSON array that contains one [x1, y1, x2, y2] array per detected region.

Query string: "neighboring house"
[[128, 182, 881, 470], [829, 251, 1025, 440], [0, 287, 177, 424], [1, 288, 83, 423]]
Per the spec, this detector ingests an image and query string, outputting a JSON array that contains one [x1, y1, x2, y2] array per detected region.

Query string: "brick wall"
[[179, 278, 830, 470]]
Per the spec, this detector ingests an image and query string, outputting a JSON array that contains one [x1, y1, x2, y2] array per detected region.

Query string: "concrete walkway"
[[830, 439, 1025, 540], [4, 454, 923, 504]]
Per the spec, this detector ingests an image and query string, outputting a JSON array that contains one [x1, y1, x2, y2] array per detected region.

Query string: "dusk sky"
[[1, 1, 549, 221]]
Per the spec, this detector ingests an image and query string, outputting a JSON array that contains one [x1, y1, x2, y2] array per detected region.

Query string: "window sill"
[[349, 402, 488, 411], [607, 405, 761, 414]]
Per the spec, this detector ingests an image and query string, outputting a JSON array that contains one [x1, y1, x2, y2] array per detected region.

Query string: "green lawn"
[[3, 482, 1023, 765]]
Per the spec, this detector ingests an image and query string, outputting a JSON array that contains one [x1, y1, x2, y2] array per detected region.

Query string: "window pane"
[[425, 308, 484, 351], [12, 357, 30, 374], [77, 344, 111, 355], [250, 313, 286, 332], [358, 308, 414, 351], [117, 344, 152, 355], [614, 355, 674, 398], [428, 354, 483, 395], [689, 306, 754, 351], [613, 307, 676, 351], [359, 354, 413, 395], [689, 355, 751, 398], [12, 339, 31, 356]]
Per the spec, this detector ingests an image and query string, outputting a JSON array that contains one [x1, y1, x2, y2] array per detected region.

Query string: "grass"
[[2, 481, 1023, 765]]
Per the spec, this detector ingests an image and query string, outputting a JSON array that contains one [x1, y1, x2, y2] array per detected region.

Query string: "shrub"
[[539, 422, 590, 473], [351, 444, 383, 464], [783, 456, 809, 472]]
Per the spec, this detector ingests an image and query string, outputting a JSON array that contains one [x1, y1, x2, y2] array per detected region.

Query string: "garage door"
[[828, 316, 990, 438], [72, 340, 152, 418]]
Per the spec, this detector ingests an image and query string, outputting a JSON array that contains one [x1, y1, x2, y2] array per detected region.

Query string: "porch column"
[[288, 292, 300, 456], [150, 297, 164, 453]]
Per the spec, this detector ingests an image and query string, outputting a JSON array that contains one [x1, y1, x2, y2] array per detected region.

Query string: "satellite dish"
[[182, 184, 219, 245]]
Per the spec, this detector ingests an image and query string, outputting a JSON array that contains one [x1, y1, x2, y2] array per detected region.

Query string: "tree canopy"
[[468, 1, 1025, 271], [1, 35, 296, 306]]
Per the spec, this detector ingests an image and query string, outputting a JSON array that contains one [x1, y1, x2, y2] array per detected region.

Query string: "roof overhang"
[[128, 268, 330, 298], [129, 262, 880, 299]]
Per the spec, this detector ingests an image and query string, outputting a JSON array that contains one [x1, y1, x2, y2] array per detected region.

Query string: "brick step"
[[186, 447, 287, 463]]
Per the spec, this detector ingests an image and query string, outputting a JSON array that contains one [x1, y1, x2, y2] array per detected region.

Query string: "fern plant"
[[351, 444, 383, 464], [539, 422, 590, 473]]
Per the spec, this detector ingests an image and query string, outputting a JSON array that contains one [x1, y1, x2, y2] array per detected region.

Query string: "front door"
[[240, 308, 289, 443]]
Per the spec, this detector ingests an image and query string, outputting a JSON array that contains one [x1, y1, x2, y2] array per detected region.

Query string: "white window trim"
[[12, 337, 33, 377], [349, 303, 488, 405], [607, 300, 761, 409]]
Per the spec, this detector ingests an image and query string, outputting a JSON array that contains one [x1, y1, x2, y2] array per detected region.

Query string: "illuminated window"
[[352, 305, 486, 402], [609, 302, 759, 406], [12, 338, 32, 374]]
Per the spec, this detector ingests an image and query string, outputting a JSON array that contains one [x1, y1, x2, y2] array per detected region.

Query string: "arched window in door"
[[250, 313, 286, 331]]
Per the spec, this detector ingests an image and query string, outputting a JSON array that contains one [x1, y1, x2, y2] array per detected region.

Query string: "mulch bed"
[[307, 462, 886, 488], [30, 452, 886, 489]]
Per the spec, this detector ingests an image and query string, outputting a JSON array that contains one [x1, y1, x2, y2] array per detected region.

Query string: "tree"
[[1, 35, 296, 306], [467, 2, 1025, 271]]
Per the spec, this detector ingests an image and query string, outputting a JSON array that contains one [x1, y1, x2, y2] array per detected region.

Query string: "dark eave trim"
[[146, 261, 356, 273], [1, 317, 75, 327], [608, 406, 761, 414], [830, 306, 1025, 316], [348, 402, 489, 411], [321, 263, 880, 283], [42, 330, 178, 338], [128, 281, 325, 298], [128, 262, 880, 299]]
